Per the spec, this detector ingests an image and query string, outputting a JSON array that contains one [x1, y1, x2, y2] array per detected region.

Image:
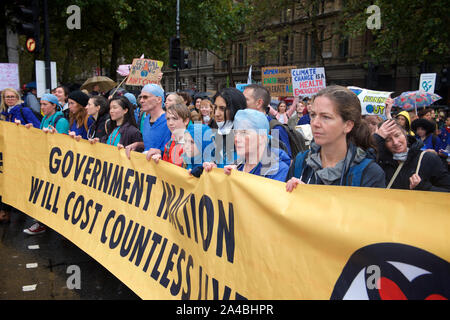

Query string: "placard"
[[348, 86, 392, 117], [291, 67, 326, 98], [126, 59, 164, 86], [0, 63, 20, 91], [261, 66, 296, 97]]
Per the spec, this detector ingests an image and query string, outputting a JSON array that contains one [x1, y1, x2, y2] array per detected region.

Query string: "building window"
[[239, 43, 244, 66], [304, 33, 309, 62], [339, 37, 349, 58], [311, 32, 316, 61]]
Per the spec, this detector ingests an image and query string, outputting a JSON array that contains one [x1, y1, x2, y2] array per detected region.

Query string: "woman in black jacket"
[[100, 97, 143, 150], [86, 95, 110, 140], [375, 119, 450, 192]]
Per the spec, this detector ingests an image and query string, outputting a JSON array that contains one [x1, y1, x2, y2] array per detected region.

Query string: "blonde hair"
[[1, 88, 23, 114], [199, 99, 214, 118]]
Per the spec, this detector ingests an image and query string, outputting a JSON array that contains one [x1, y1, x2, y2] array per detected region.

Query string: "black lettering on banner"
[[49, 147, 62, 174], [151, 237, 168, 281], [160, 242, 179, 288], [108, 165, 124, 198], [74, 154, 87, 181], [71, 194, 84, 225], [109, 214, 126, 249], [29, 176, 44, 204], [80, 199, 93, 230], [98, 161, 113, 193], [40, 181, 50, 208], [88, 202, 103, 234], [101, 210, 116, 243], [64, 191, 76, 221], [88, 159, 102, 188], [81, 156, 95, 185], [120, 220, 140, 257], [129, 172, 144, 207], [181, 254, 194, 300], [120, 168, 134, 202], [170, 248, 185, 296], [142, 232, 162, 273], [199, 195, 214, 252], [129, 226, 152, 266], [156, 181, 167, 217], [216, 200, 235, 263], [142, 174, 156, 211], [61, 151, 74, 178]]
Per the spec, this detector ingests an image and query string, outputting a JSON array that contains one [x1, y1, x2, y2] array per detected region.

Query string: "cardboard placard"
[[261, 66, 296, 97], [126, 59, 164, 86]]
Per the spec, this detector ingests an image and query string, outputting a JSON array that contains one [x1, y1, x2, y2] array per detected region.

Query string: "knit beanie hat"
[[68, 90, 89, 107]]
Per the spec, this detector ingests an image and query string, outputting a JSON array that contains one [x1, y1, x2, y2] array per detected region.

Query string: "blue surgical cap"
[[141, 84, 165, 106], [233, 109, 270, 135], [41, 93, 61, 107], [124, 92, 137, 106]]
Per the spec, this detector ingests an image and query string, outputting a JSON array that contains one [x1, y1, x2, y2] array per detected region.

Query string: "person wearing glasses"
[[0, 88, 41, 128], [124, 84, 171, 159]]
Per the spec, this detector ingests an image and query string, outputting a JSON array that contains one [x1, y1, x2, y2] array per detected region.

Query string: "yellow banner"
[[0, 121, 449, 300]]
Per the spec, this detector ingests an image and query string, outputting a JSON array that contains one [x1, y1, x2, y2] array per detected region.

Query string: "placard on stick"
[[126, 59, 164, 86], [261, 66, 297, 97]]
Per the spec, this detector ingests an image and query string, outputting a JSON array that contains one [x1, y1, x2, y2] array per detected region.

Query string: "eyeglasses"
[[5, 96, 17, 99], [138, 95, 152, 100]]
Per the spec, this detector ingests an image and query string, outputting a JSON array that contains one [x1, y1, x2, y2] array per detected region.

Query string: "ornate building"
[[161, 0, 445, 102]]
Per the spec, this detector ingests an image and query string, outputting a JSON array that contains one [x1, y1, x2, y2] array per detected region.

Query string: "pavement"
[[0, 208, 140, 300]]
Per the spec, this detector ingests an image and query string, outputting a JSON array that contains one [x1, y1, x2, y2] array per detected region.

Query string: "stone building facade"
[[161, 0, 439, 100]]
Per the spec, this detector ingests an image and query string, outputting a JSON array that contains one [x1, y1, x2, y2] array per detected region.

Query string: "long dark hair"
[[90, 95, 109, 118], [106, 96, 137, 133], [213, 87, 247, 122], [313, 85, 376, 151]]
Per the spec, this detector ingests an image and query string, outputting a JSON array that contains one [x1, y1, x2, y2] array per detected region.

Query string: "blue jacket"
[[69, 116, 94, 139], [287, 142, 386, 187], [419, 134, 446, 153], [237, 147, 290, 182], [1, 103, 41, 128]]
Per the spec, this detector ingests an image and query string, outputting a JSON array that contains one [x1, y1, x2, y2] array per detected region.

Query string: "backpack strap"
[[293, 150, 310, 179], [346, 158, 373, 186], [386, 161, 405, 189]]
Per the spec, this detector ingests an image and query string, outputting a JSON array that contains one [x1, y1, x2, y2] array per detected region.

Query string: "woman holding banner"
[[286, 86, 386, 190], [203, 87, 246, 170], [223, 109, 290, 182], [67, 90, 94, 140], [150, 103, 190, 167], [22, 93, 69, 234], [0, 88, 41, 128], [86, 95, 109, 140], [100, 97, 142, 148]]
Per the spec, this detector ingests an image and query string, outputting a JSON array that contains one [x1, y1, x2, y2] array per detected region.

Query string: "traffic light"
[[179, 49, 191, 70], [169, 37, 181, 69], [11, 0, 41, 53]]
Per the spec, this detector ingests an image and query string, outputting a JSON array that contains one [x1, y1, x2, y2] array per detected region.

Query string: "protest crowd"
[[0, 75, 449, 234]]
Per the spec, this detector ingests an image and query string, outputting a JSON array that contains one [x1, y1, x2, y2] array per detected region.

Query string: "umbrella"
[[80, 76, 117, 93], [393, 90, 441, 112]]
